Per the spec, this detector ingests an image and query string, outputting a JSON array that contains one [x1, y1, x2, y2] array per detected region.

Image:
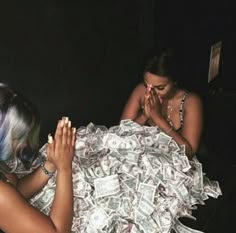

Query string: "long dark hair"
[[145, 49, 178, 77], [143, 48, 185, 88], [0, 83, 40, 171]]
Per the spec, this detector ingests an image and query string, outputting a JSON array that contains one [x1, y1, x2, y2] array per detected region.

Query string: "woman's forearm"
[[49, 169, 73, 233], [165, 127, 194, 159], [151, 115, 194, 159], [16, 161, 56, 199], [134, 113, 148, 125]]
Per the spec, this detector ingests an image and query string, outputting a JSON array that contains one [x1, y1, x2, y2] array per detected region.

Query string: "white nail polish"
[[48, 135, 53, 144], [68, 121, 71, 127]]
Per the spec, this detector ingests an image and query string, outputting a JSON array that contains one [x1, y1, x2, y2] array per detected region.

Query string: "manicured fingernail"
[[65, 117, 69, 124], [48, 134, 53, 144], [60, 120, 64, 127], [68, 121, 71, 127], [72, 127, 76, 134]]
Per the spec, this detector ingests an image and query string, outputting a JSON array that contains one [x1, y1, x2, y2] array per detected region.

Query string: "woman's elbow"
[[186, 145, 199, 160]]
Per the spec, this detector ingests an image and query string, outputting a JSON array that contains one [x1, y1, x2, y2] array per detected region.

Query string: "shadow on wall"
[[0, 1, 150, 143]]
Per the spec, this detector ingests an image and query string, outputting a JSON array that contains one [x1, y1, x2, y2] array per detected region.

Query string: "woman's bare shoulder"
[[0, 180, 18, 203], [185, 92, 202, 107], [0, 180, 45, 232], [132, 83, 146, 96]]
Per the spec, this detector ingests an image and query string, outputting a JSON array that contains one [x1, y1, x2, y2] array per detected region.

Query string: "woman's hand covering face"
[[144, 86, 162, 119]]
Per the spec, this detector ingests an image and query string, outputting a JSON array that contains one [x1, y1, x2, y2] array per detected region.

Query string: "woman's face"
[[144, 72, 176, 99]]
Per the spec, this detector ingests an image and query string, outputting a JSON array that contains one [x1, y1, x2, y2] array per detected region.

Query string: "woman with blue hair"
[[0, 83, 76, 233]]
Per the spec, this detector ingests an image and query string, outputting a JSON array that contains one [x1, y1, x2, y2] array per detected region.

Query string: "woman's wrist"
[[150, 115, 174, 133], [44, 160, 56, 173], [135, 113, 148, 125], [166, 126, 174, 134], [40, 160, 56, 177], [140, 112, 148, 121], [57, 166, 73, 175]]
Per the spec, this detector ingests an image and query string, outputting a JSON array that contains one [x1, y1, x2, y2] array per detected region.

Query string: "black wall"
[[0, 0, 235, 146], [154, 1, 227, 94], [154, 1, 236, 163], [152, 3, 235, 232], [0, 1, 235, 232], [0, 0, 155, 142]]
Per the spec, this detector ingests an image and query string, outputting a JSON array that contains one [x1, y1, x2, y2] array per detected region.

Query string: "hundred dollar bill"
[[138, 217, 158, 233], [30, 187, 55, 212], [94, 174, 120, 198], [138, 183, 156, 203], [11, 119, 222, 233], [157, 132, 172, 145], [73, 177, 87, 198], [137, 195, 156, 216], [203, 177, 222, 198], [87, 207, 109, 230]]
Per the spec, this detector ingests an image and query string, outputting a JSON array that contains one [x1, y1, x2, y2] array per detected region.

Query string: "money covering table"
[[13, 120, 222, 233]]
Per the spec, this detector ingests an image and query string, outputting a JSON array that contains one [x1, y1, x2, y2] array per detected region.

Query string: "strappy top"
[[140, 91, 189, 130], [176, 91, 188, 132]]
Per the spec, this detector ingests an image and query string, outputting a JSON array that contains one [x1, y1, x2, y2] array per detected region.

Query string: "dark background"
[[0, 1, 235, 232]]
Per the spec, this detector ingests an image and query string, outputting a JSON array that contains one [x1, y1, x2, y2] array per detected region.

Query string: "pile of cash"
[[26, 120, 222, 232]]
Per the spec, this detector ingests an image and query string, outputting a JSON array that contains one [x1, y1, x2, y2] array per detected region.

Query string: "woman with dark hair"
[[121, 49, 203, 159], [16, 58, 220, 232], [0, 83, 76, 233]]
